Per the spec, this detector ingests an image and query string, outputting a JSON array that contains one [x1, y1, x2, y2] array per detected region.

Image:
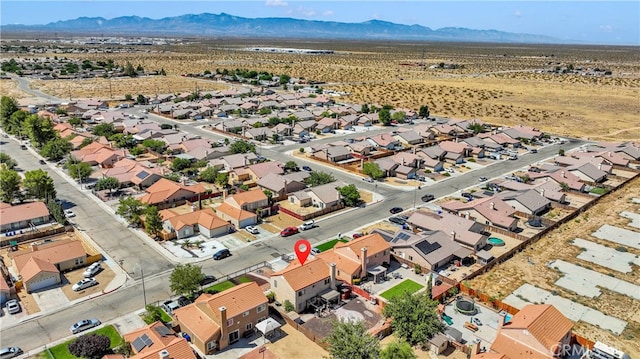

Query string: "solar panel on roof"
[[132, 337, 146, 352], [415, 240, 441, 255], [136, 170, 149, 179], [141, 333, 154, 347], [154, 325, 172, 337]]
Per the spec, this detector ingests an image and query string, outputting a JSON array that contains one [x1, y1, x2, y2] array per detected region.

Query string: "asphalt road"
[[0, 79, 586, 353]]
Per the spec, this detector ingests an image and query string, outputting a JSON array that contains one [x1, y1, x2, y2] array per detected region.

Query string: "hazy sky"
[[1, 1, 638, 45]]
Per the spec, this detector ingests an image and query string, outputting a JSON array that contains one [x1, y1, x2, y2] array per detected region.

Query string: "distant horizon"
[[1, 1, 639, 46]]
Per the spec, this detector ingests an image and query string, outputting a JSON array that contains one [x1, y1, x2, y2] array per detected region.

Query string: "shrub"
[[283, 299, 294, 312], [68, 334, 110, 358], [266, 292, 276, 303], [467, 158, 476, 162], [615, 246, 628, 252], [299, 147, 305, 153], [442, 172, 451, 177], [414, 263, 422, 275]]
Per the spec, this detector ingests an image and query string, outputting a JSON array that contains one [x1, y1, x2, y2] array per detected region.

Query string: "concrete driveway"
[[32, 288, 69, 312]]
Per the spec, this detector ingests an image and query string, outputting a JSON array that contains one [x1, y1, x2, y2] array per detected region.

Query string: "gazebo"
[[255, 317, 282, 341]]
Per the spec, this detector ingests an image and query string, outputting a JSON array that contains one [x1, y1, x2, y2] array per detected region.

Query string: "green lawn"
[[315, 238, 349, 252], [590, 187, 609, 195], [160, 309, 173, 323], [205, 280, 235, 293], [42, 325, 123, 359], [236, 275, 252, 283], [380, 279, 424, 300]]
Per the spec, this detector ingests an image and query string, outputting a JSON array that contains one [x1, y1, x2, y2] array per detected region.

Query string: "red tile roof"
[[0, 201, 50, 226]]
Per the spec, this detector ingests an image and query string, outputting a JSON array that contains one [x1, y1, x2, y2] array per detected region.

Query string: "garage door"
[[27, 275, 59, 292]]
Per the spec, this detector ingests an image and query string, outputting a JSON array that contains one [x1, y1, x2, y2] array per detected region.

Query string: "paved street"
[[0, 79, 586, 354]]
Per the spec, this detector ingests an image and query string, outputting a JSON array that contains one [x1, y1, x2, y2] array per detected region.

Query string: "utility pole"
[[141, 267, 147, 307]]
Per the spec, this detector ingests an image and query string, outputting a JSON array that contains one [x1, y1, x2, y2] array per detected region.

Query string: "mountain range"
[[1, 12, 565, 44]]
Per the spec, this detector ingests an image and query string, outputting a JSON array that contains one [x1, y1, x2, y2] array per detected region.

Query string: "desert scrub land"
[[468, 176, 640, 356], [4, 39, 639, 141], [0, 78, 31, 98]]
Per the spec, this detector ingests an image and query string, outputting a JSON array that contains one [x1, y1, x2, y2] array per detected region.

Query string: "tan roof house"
[[256, 173, 307, 201], [0, 201, 50, 233], [269, 258, 338, 313], [407, 211, 487, 251], [224, 189, 270, 216], [160, 208, 231, 240], [317, 233, 391, 284], [124, 321, 197, 359], [441, 197, 519, 232], [173, 282, 269, 354], [215, 203, 257, 229], [487, 304, 573, 359], [139, 178, 207, 208]]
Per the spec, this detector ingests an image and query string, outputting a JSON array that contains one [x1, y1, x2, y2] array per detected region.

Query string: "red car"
[[280, 226, 299, 237], [352, 233, 363, 239]]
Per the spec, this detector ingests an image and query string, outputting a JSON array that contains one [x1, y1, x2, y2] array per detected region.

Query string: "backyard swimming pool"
[[488, 237, 505, 246]]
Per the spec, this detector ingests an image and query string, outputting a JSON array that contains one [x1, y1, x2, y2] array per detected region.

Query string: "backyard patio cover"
[[367, 266, 387, 277], [256, 318, 282, 336], [319, 288, 340, 302]]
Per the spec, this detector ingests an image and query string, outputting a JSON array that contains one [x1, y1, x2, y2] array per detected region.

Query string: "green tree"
[[23, 114, 56, 148], [284, 161, 298, 173], [558, 148, 565, 156], [79, 137, 94, 149], [391, 111, 406, 123], [68, 116, 83, 127], [363, 162, 384, 180], [124, 94, 133, 101], [380, 339, 416, 359], [467, 123, 485, 134], [0, 164, 22, 203], [199, 166, 218, 183], [116, 195, 145, 227], [229, 140, 256, 154], [338, 184, 361, 207], [305, 171, 335, 187], [144, 205, 163, 238], [68, 162, 93, 185], [95, 177, 120, 195], [124, 61, 137, 77], [263, 190, 273, 204], [0, 153, 17, 169], [23, 169, 56, 200], [142, 139, 166, 153], [279, 74, 291, 84], [6, 110, 28, 135], [418, 105, 430, 118], [215, 172, 229, 188], [41, 137, 73, 161], [92, 123, 116, 137], [378, 108, 391, 125], [109, 133, 137, 149], [325, 320, 380, 359], [361, 103, 370, 114], [129, 146, 145, 156], [0, 96, 19, 129], [382, 291, 444, 346], [142, 304, 165, 324], [169, 264, 204, 296], [171, 157, 192, 172], [559, 182, 570, 192], [136, 94, 147, 105]]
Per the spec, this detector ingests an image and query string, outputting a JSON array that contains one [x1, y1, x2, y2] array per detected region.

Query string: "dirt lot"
[[468, 176, 640, 356]]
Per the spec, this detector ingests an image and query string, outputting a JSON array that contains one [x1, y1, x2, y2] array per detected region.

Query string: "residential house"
[[139, 178, 207, 207], [316, 117, 340, 133], [0, 276, 10, 305], [215, 203, 257, 229], [441, 197, 519, 232], [256, 173, 307, 201], [289, 182, 342, 209], [529, 169, 586, 192], [419, 145, 447, 161], [439, 141, 473, 158], [246, 161, 285, 181], [481, 304, 572, 359], [173, 282, 268, 354], [567, 163, 608, 183], [244, 127, 273, 141], [374, 158, 399, 177], [211, 153, 258, 171], [316, 233, 391, 284], [160, 208, 231, 239], [346, 141, 375, 156], [394, 130, 424, 146], [420, 156, 445, 173], [11, 239, 86, 292], [502, 125, 543, 142], [395, 165, 417, 179], [313, 146, 352, 162], [498, 190, 551, 216], [269, 258, 338, 313], [98, 158, 162, 189], [392, 152, 423, 168], [481, 133, 521, 148], [0, 202, 50, 233], [407, 210, 487, 251], [367, 133, 401, 150], [384, 229, 472, 271], [70, 142, 122, 167], [123, 321, 197, 359], [497, 180, 566, 204], [412, 124, 437, 141], [224, 189, 270, 216]]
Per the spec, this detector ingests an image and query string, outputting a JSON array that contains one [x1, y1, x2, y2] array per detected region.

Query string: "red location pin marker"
[[294, 239, 312, 265]]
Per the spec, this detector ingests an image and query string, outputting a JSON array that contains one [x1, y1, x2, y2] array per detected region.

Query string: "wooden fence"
[[0, 225, 71, 248], [276, 307, 330, 350], [278, 203, 345, 221]]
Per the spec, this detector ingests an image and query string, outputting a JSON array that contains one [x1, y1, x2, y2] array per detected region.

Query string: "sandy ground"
[[0, 78, 31, 98], [264, 323, 328, 359], [468, 176, 640, 356]]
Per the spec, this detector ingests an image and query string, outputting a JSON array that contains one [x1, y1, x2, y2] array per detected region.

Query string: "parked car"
[[82, 262, 102, 278], [280, 226, 299, 237], [64, 209, 76, 218], [389, 217, 406, 225], [472, 317, 483, 326], [530, 149, 538, 153], [311, 247, 321, 256], [0, 347, 23, 359], [39, 159, 46, 165], [20, 145, 27, 150], [177, 296, 192, 307], [5, 300, 20, 315], [72, 277, 98, 291], [245, 226, 259, 234], [528, 167, 541, 173], [421, 194, 435, 202], [302, 166, 312, 171], [299, 220, 316, 231], [212, 248, 231, 260], [161, 300, 181, 315], [362, 177, 375, 183], [70, 319, 101, 334], [352, 232, 363, 239], [389, 207, 403, 214], [461, 193, 474, 200], [200, 275, 217, 286], [478, 176, 488, 182]]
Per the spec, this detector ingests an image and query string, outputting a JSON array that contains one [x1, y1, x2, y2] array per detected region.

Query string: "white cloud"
[[599, 25, 613, 33], [265, 0, 287, 7], [514, 10, 521, 18], [322, 10, 334, 17]]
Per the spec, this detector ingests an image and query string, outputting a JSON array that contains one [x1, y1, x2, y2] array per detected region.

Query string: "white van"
[[299, 220, 316, 231]]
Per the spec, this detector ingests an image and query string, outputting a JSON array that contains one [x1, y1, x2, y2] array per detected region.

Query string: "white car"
[[70, 319, 101, 334], [73, 277, 98, 291], [362, 177, 375, 183], [245, 226, 259, 234], [64, 209, 76, 218], [83, 262, 102, 278], [5, 299, 20, 314], [299, 220, 316, 231], [0, 347, 23, 358]]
